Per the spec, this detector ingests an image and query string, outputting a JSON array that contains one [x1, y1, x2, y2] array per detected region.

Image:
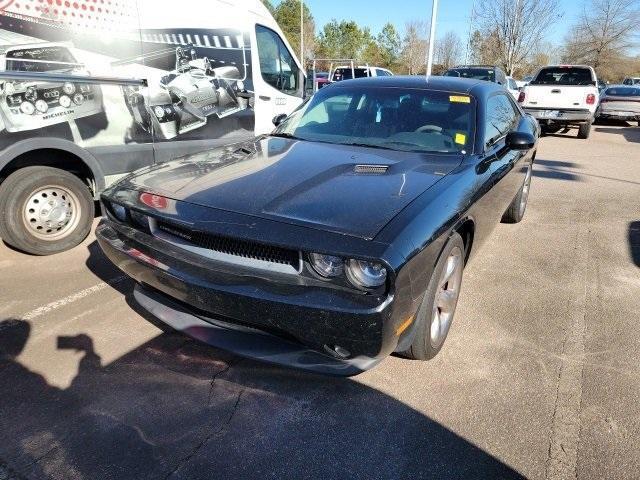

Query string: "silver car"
[[596, 85, 640, 126]]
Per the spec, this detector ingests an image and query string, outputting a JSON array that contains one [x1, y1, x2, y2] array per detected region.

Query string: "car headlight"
[[109, 202, 127, 222], [59, 95, 72, 108], [153, 106, 165, 119], [310, 253, 344, 277], [35, 99, 48, 113], [73, 93, 84, 105], [346, 259, 387, 289], [20, 101, 35, 115], [63, 82, 76, 95]]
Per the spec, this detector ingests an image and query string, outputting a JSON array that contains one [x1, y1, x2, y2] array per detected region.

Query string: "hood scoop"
[[353, 164, 389, 175]]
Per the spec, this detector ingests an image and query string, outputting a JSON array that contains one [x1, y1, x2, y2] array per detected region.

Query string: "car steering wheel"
[[415, 124, 443, 133]]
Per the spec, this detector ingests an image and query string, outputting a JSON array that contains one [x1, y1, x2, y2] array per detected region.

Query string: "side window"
[[255, 25, 301, 97], [484, 94, 519, 149]]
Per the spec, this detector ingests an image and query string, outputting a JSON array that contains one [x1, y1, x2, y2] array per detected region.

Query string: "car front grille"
[[156, 221, 301, 271]]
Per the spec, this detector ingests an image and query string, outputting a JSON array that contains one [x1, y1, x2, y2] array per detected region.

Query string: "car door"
[[254, 25, 304, 134], [483, 93, 528, 217]]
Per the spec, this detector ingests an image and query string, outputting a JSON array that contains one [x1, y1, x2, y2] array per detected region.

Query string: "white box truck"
[[0, 0, 305, 255]]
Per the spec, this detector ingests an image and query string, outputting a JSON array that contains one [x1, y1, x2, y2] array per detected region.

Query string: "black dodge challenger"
[[97, 76, 539, 375]]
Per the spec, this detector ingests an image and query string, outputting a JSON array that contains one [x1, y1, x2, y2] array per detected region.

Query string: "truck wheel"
[[401, 232, 465, 361], [0, 167, 94, 255], [502, 163, 533, 224], [577, 121, 591, 139]]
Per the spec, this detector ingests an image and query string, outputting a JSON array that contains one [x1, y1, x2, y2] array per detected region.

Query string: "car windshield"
[[274, 86, 475, 154], [531, 67, 594, 86], [605, 87, 640, 96], [444, 68, 495, 82]]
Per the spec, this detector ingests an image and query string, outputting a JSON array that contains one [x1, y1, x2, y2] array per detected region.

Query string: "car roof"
[[325, 75, 501, 96]]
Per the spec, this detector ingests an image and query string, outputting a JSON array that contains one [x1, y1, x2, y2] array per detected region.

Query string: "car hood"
[[125, 137, 462, 240]]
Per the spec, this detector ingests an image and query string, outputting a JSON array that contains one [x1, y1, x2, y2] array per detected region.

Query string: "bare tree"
[[401, 21, 428, 75], [562, 0, 639, 71], [436, 31, 462, 69], [476, 0, 562, 75]]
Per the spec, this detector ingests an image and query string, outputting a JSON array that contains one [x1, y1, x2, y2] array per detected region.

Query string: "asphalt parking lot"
[[1, 121, 639, 480]]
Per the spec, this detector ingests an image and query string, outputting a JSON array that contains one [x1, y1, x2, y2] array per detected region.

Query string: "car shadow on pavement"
[[593, 118, 640, 143], [532, 158, 583, 182], [629, 222, 640, 268], [0, 319, 527, 480]]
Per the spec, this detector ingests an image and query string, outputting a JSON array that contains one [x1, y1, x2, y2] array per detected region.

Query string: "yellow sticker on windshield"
[[455, 133, 467, 145], [450, 95, 471, 103]]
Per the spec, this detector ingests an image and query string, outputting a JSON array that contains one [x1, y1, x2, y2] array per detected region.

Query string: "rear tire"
[[0, 167, 94, 255], [401, 232, 465, 361], [502, 163, 533, 224], [577, 121, 591, 139]]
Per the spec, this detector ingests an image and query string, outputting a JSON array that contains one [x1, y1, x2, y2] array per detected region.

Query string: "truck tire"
[[401, 232, 465, 361], [0, 167, 94, 255], [577, 121, 591, 139]]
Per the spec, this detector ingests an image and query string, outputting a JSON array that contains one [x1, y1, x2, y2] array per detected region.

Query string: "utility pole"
[[300, 0, 304, 66], [426, 0, 439, 77], [465, 0, 476, 64]]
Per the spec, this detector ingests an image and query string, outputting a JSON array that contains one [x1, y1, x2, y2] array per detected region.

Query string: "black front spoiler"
[[133, 284, 383, 377]]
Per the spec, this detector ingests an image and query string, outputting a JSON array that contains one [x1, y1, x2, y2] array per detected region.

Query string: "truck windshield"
[[531, 67, 594, 86], [6, 46, 80, 73], [444, 68, 495, 82], [274, 86, 475, 154]]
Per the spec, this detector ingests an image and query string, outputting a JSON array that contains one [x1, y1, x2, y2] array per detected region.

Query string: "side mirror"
[[272, 113, 287, 127], [506, 131, 535, 150]]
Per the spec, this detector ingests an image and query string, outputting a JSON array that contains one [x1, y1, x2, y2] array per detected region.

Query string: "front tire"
[[402, 232, 465, 361], [0, 167, 94, 255], [577, 121, 591, 139]]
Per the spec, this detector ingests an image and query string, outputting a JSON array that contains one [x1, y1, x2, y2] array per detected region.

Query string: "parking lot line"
[[20, 276, 127, 321]]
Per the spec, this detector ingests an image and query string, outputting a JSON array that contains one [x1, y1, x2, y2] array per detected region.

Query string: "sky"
[[287, 0, 587, 48]]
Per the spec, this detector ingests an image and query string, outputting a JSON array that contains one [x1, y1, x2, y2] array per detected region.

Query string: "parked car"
[[312, 71, 330, 89], [596, 85, 640, 125], [97, 76, 539, 375], [0, 0, 304, 255], [517, 75, 533, 88], [443, 65, 507, 86], [506, 76, 520, 99], [330, 66, 393, 82], [622, 77, 640, 86], [518, 65, 599, 139]]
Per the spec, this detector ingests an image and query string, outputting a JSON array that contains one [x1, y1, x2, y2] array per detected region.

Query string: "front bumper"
[[96, 221, 401, 375], [524, 108, 593, 122]]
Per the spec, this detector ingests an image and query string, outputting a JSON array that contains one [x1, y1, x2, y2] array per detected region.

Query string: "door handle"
[[259, 95, 271, 101]]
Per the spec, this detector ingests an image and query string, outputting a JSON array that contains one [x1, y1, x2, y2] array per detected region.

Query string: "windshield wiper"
[[270, 132, 303, 141], [341, 142, 402, 152]]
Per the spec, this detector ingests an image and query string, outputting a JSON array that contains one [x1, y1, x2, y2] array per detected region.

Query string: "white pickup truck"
[[518, 65, 599, 139]]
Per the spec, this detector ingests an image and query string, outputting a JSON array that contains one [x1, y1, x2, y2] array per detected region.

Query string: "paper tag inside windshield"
[[450, 95, 471, 103], [455, 133, 466, 145]]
